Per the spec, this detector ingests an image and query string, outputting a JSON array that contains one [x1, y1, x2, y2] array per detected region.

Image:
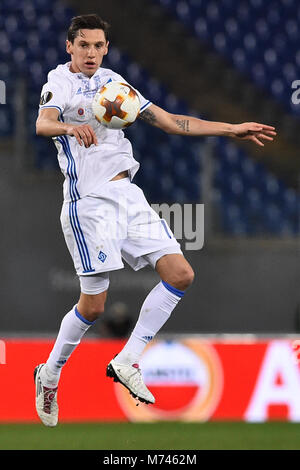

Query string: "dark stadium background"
[[0, 0, 300, 450]]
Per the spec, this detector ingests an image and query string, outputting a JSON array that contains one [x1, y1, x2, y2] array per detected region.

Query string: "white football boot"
[[34, 364, 59, 427], [106, 358, 155, 405]]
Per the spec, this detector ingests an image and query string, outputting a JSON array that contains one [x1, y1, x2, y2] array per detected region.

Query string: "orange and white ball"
[[92, 81, 141, 129]]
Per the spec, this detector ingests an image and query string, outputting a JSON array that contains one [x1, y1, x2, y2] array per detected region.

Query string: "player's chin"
[[83, 63, 99, 76]]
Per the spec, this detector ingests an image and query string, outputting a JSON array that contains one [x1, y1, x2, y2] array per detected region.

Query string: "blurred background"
[[0, 0, 299, 336]]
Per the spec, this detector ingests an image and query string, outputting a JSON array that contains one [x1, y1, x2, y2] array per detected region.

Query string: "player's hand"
[[66, 124, 98, 147], [232, 122, 277, 147]]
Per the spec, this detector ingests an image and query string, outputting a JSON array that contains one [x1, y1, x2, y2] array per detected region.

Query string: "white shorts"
[[60, 178, 182, 290]]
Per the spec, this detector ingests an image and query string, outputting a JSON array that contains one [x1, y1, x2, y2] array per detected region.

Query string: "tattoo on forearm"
[[175, 119, 190, 133], [138, 109, 157, 126]]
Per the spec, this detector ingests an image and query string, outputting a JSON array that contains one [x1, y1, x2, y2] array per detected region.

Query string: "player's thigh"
[[155, 253, 195, 291], [60, 197, 124, 276], [122, 183, 182, 271]]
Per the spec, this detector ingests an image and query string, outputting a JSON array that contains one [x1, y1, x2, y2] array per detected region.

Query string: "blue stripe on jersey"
[[57, 136, 88, 270], [40, 105, 63, 114], [68, 201, 90, 272], [61, 136, 94, 272], [140, 101, 152, 112], [69, 201, 95, 273], [60, 136, 80, 200], [72, 199, 94, 273], [57, 136, 95, 273], [161, 219, 172, 239], [57, 136, 80, 201]]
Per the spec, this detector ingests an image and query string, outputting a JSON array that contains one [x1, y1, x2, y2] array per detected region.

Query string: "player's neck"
[[69, 62, 94, 78]]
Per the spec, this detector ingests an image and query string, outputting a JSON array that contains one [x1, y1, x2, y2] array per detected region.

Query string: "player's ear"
[[66, 40, 73, 55], [103, 41, 109, 56]]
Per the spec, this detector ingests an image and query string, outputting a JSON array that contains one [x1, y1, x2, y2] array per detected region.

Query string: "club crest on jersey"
[[78, 108, 84, 116], [98, 251, 107, 263], [40, 91, 53, 105]]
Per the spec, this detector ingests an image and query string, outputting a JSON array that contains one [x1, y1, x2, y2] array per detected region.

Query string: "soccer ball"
[[92, 81, 141, 129]]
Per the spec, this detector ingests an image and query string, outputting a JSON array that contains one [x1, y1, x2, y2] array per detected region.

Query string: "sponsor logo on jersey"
[[76, 75, 104, 98], [114, 339, 223, 422], [40, 91, 53, 105]]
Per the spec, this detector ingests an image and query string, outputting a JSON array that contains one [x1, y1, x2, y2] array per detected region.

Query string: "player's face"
[[66, 29, 109, 77]]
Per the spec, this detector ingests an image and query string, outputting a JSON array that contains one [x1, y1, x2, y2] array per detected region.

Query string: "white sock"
[[40, 305, 94, 387], [115, 281, 184, 365]]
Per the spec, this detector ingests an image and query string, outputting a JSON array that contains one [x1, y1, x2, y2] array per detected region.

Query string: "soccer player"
[[34, 14, 276, 426]]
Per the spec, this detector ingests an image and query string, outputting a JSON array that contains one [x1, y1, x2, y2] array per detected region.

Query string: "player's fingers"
[[252, 135, 264, 146], [85, 126, 98, 146], [78, 128, 90, 147], [82, 126, 98, 147], [257, 133, 274, 141], [73, 129, 83, 146], [244, 123, 262, 131], [248, 124, 263, 132], [264, 130, 277, 136], [81, 128, 92, 147], [92, 130, 98, 145], [252, 123, 276, 131]]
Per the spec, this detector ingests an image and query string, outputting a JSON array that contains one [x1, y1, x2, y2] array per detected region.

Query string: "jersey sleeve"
[[39, 76, 68, 116], [133, 87, 152, 114], [109, 72, 152, 114]]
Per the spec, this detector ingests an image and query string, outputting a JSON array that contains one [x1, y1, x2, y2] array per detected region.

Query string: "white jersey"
[[39, 62, 152, 202]]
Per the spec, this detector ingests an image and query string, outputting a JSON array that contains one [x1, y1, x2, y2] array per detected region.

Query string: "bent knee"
[[77, 292, 107, 323], [179, 266, 195, 290], [77, 303, 105, 323], [166, 266, 195, 292], [86, 304, 105, 319]]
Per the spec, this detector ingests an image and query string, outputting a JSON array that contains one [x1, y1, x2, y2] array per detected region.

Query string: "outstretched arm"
[[36, 108, 98, 147], [138, 104, 276, 147]]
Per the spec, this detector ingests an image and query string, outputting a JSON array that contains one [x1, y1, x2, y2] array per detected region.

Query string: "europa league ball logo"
[[114, 339, 224, 422]]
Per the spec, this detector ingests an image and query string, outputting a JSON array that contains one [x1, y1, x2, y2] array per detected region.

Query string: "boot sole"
[[106, 363, 152, 405]]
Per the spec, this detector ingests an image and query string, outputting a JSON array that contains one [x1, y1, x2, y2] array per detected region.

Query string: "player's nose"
[[87, 48, 96, 58]]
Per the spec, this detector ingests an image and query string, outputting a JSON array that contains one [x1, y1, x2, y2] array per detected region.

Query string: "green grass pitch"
[[0, 422, 300, 450]]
